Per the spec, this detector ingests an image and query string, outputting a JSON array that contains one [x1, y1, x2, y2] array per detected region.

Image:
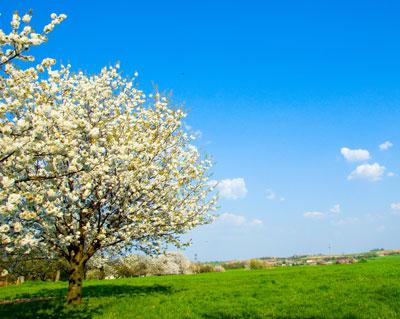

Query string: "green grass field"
[[0, 256, 399, 319]]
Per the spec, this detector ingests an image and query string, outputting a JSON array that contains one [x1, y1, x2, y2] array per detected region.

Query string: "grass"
[[0, 255, 399, 318]]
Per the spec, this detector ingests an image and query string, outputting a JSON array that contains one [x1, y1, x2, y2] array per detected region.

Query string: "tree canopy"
[[0, 11, 216, 304]]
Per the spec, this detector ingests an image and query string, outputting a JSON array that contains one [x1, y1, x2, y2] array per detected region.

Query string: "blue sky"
[[4, 0, 400, 261]]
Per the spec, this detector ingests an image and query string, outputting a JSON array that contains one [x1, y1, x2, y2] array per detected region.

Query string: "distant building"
[[335, 257, 356, 264]]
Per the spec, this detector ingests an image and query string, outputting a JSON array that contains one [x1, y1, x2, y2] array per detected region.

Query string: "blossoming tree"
[[1, 60, 216, 303]]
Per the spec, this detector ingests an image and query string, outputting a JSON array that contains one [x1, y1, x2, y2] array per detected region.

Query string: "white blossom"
[[13, 221, 22, 232], [22, 14, 31, 23], [0, 224, 10, 233]]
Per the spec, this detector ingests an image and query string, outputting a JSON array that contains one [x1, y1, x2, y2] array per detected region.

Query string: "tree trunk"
[[99, 266, 105, 280], [66, 260, 85, 305], [55, 270, 60, 282], [17, 276, 25, 285]]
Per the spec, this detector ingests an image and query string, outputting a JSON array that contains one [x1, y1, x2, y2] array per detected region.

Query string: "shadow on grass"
[[201, 313, 359, 319], [0, 284, 173, 319], [0, 299, 101, 319]]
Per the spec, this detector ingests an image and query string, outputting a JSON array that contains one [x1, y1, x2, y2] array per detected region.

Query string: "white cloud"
[[379, 141, 393, 151], [214, 178, 247, 199], [219, 213, 246, 226], [330, 204, 341, 214], [340, 147, 370, 162], [250, 219, 264, 226], [266, 188, 285, 202], [303, 211, 325, 219], [390, 203, 400, 210], [347, 163, 385, 182], [218, 213, 263, 227], [391, 203, 400, 216], [387, 172, 395, 177]]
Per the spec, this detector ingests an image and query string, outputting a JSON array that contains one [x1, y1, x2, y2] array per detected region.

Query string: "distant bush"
[[143, 252, 192, 276], [86, 269, 104, 280], [86, 255, 118, 279], [189, 263, 199, 273], [0, 249, 69, 282], [159, 252, 192, 275], [214, 265, 225, 272], [221, 260, 248, 269], [190, 263, 215, 273], [112, 255, 147, 278], [249, 259, 269, 269]]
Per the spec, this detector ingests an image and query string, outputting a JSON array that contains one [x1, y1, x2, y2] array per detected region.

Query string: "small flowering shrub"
[[159, 252, 192, 275], [113, 255, 148, 277], [86, 255, 118, 280], [86, 252, 193, 278]]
